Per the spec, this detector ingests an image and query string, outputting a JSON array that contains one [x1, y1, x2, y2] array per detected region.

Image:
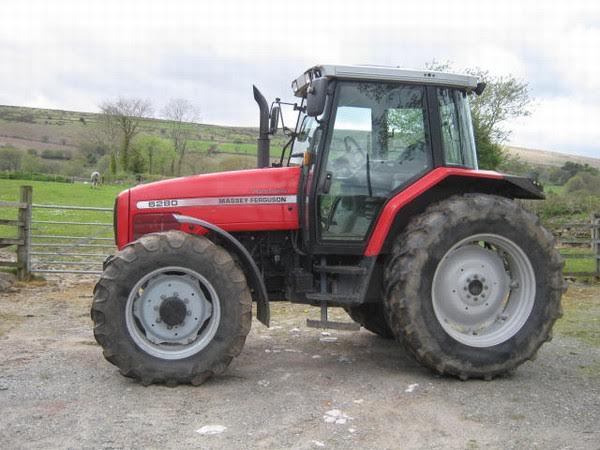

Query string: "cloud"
[[509, 96, 600, 157], [0, 0, 598, 156]]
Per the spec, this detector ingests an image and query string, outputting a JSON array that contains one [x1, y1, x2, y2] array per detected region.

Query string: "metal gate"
[[30, 203, 114, 275]]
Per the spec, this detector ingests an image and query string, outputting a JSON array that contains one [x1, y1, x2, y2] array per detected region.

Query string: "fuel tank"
[[125, 166, 301, 238]]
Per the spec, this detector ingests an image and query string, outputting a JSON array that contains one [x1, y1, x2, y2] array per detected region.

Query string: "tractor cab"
[[276, 65, 483, 254]]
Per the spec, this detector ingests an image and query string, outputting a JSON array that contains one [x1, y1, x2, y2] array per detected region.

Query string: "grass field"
[[559, 247, 599, 275], [0, 179, 129, 241]]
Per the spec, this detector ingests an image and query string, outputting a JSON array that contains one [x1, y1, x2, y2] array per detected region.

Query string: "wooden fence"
[[0, 185, 114, 279], [0, 186, 32, 280], [554, 214, 600, 277]]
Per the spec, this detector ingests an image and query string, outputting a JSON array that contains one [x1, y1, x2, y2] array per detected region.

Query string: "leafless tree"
[[100, 97, 153, 172], [162, 98, 199, 176]]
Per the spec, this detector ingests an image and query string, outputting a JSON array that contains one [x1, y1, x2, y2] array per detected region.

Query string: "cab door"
[[310, 81, 434, 254]]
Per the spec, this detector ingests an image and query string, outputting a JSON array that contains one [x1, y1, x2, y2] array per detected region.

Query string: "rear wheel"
[[384, 194, 565, 380], [91, 231, 252, 386], [345, 304, 394, 338]]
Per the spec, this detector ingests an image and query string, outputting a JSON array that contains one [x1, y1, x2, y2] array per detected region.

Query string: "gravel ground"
[[0, 278, 599, 450]]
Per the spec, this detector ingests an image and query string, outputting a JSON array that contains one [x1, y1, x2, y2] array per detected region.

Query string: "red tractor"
[[92, 65, 564, 385]]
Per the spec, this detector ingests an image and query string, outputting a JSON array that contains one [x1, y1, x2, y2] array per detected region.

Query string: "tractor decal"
[[137, 195, 297, 209]]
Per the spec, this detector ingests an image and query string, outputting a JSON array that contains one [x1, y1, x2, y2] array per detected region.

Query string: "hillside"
[[505, 146, 600, 169], [0, 104, 286, 157]]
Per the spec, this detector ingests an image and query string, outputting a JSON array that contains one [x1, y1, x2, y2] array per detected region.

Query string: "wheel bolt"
[[473, 275, 478, 279], [173, 292, 179, 297], [153, 306, 159, 311], [481, 278, 486, 282], [466, 294, 471, 298], [160, 295, 166, 300], [184, 298, 189, 304], [481, 294, 485, 298], [463, 287, 468, 291], [156, 318, 161, 323], [467, 278, 471, 283], [187, 310, 191, 316], [167, 325, 172, 330]]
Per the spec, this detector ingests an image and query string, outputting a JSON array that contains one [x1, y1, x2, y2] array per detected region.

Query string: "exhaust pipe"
[[253, 85, 270, 168]]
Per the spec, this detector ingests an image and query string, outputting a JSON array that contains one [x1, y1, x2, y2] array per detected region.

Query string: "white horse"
[[91, 171, 100, 188]]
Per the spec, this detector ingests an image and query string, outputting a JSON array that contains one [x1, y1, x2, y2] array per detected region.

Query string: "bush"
[[0, 171, 73, 183], [0, 147, 22, 171], [564, 172, 600, 196]]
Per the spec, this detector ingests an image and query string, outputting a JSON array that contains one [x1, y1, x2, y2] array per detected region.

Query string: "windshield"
[[289, 114, 320, 166]]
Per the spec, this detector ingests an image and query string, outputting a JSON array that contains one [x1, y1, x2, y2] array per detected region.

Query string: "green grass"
[[186, 139, 259, 155], [555, 284, 600, 348], [0, 179, 131, 241], [544, 184, 564, 194], [559, 247, 598, 275]]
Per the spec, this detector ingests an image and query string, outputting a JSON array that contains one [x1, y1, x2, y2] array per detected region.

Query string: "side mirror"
[[269, 106, 280, 134], [306, 78, 328, 117], [474, 82, 486, 96]]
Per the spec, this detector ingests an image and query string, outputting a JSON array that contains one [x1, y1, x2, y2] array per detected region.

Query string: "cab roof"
[[292, 64, 479, 97]]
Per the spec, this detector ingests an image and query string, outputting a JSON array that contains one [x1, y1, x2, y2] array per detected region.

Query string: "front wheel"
[[384, 194, 565, 380], [91, 231, 252, 386]]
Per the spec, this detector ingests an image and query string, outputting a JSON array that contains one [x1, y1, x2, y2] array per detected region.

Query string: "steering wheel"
[[343, 136, 365, 157], [328, 136, 364, 180]]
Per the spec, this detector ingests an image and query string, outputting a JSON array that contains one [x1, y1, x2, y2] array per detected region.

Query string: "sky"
[[0, 0, 598, 158]]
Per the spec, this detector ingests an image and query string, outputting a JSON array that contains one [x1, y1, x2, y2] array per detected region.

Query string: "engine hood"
[[128, 166, 301, 235]]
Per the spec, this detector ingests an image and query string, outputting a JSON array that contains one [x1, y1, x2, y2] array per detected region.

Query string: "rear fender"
[[365, 169, 544, 257], [173, 214, 270, 327]]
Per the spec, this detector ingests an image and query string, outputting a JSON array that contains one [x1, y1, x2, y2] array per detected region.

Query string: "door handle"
[[322, 172, 333, 194]]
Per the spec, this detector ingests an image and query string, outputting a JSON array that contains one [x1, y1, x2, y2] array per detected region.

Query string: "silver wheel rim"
[[432, 233, 535, 348], [125, 266, 221, 360]]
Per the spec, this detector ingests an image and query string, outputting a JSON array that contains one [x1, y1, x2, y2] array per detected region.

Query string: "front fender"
[[173, 214, 270, 327]]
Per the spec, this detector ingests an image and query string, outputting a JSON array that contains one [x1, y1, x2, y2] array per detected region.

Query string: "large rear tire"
[[91, 231, 252, 386], [384, 194, 565, 380], [345, 304, 394, 338]]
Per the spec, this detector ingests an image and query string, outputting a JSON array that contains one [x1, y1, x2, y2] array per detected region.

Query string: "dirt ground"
[[0, 278, 599, 450]]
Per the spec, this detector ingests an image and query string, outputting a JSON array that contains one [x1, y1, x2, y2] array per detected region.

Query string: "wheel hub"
[[432, 234, 536, 348], [468, 279, 484, 296], [130, 271, 216, 352], [159, 297, 187, 326]]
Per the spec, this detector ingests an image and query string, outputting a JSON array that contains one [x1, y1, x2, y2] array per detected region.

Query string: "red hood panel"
[[129, 166, 301, 233]]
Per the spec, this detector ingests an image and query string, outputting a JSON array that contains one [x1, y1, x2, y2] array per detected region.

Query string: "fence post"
[[593, 213, 600, 277], [16, 186, 32, 281]]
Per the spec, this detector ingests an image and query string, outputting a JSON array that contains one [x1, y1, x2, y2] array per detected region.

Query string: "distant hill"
[[0, 104, 286, 157], [505, 146, 600, 169]]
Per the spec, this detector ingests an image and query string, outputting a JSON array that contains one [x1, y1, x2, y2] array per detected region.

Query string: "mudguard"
[[365, 168, 544, 257], [173, 214, 270, 327]]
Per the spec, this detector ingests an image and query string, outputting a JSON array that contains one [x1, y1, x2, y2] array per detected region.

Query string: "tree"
[[467, 68, 531, 145], [0, 147, 22, 171], [99, 97, 153, 173], [162, 98, 199, 176], [425, 61, 532, 170], [133, 135, 175, 175]]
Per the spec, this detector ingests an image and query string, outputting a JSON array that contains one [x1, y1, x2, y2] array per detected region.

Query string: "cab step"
[[312, 264, 367, 275], [306, 318, 360, 331], [306, 302, 360, 331], [304, 293, 360, 305]]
